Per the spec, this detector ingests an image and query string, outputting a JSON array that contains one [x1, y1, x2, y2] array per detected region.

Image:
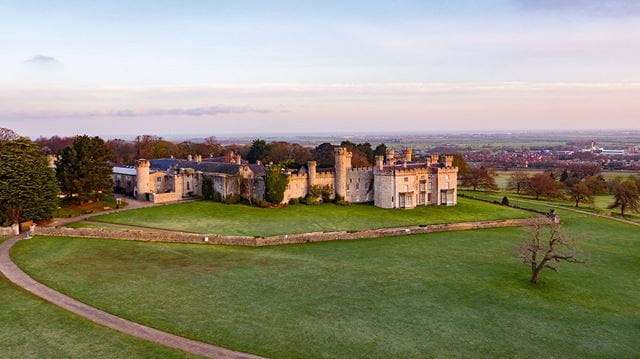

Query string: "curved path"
[[0, 235, 264, 359]]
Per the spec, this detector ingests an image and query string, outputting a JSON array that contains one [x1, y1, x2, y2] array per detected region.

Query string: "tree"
[[506, 172, 530, 194], [583, 175, 608, 195], [461, 167, 498, 191], [524, 173, 564, 200], [264, 165, 289, 204], [608, 180, 639, 217], [518, 223, 585, 284], [373, 143, 387, 160], [0, 138, 59, 225], [451, 154, 470, 178], [313, 143, 335, 167], [0, 128, 20, 144], [202, 176, 213, 200], [567, 182, 593, 207], [56, 135, 113, 202], [247, 139, 268, 163]]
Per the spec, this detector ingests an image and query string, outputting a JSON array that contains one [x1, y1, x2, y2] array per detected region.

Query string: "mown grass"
[[0, 237, 192, 358], [13, 204, 640, 358], [88, 197, 533, 236]]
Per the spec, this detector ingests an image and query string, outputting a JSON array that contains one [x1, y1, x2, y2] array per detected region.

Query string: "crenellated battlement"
[[348, 167, 373, 173]]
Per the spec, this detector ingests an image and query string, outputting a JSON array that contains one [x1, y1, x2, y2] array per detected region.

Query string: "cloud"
[[515, 0, 640, 17], [24, 55, 61, 65], [0, 105, 273, 120]]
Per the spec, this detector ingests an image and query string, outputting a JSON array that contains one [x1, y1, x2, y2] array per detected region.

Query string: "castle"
[[112, 147, 458, 209]]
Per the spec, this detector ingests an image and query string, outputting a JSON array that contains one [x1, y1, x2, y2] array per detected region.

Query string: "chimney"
[[187, 154, 193, 162], [235, 154, 242, 165], [195, 154, 202, 163], [445, 155, 453, 167], [375, 155, 384, 171], [402, 161, 407, 169]]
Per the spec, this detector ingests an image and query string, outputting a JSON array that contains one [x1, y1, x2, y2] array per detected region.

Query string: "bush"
[[212, 191, 222, 202], [336, 199, 350, 206], [501, 196, 510, 206], [225, 194, 240, 204], [265, 165, 289, 204], [288, 198, 299, 205], [256, 200, 271, 208], [304, 196, 320, 205]]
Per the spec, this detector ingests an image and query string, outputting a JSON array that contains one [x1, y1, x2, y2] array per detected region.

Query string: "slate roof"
[[149, 159, 266, 176]]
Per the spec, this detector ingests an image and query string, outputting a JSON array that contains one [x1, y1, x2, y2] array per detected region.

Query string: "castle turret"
[[386, 148, 396, 165], [430, 154, 440, 165], [307, 160, 317, 186], [375, 155, 384, 171], [334, 147, 352, 200], [403, 147, 413, 162], [135, 159, 150, 200], [445, 155, 453, 167]]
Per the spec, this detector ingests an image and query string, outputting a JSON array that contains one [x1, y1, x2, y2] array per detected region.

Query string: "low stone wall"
[[36, 217, 551, 247], [0, 227, 14, 236], [150, 192, 182, 204]]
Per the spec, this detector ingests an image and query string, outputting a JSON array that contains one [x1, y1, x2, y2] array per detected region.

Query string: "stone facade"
[[113, 147, 458, 209], [282, 147, 458, 209]]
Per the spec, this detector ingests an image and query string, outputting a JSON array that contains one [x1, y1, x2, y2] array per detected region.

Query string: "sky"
[[1, 0, 639, 137]]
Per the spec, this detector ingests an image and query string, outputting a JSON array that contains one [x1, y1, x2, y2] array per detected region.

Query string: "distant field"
[[492, 170, 639, 190], [14, 204, 640, 358], [89, 198, 533, 236]]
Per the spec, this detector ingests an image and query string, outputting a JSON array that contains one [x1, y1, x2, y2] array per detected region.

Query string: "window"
[[157, 177, 162, 182], [404, 177, 409, 182], [356, 183, 360, 190], [187, 182, 190, 190]]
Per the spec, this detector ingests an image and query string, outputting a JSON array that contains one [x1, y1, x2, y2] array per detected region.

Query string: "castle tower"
[[386, 148, 396, 165], [334, 147, 352, 200], [307, 160, 317, 187], [445, 155, 453, 167], [430, 154, 440, 165], [375, 155, 384, 171], [403, 147, 413, 162], [135, 159, 150, 200]]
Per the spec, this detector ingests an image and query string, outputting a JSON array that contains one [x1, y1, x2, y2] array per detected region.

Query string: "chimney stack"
[[375, 155, 384, 171]]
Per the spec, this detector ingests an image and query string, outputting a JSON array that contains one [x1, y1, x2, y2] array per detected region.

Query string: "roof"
[[149, 158, 266, 176], [112, 166, 137, 176]]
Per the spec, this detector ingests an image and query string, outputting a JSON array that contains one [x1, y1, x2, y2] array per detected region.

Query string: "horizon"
[[2, 1, 640, 136]]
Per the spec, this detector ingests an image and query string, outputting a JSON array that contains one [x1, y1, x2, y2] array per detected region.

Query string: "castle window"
[[404, 177, 408, 182], [356, 183, 359, 190], [187, 182, 190, 190], [157, 177, 162, 182]]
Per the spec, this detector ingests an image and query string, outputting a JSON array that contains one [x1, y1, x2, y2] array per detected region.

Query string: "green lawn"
[[88, 197, 533, 236], [12, 206, 640, 358], [0, 238, 191, 358]]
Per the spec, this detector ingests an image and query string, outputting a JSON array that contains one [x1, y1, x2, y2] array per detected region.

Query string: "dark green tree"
[[0, 138, 59, 225], [313, 143, 335, 167], [246, 139, 268, 163], [56, 135, 113, 202], [264, 165, 289, 204], [373, 143, 387, 160], [202, 175, 213, 200]]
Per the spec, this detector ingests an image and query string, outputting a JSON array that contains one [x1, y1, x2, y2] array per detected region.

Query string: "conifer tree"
[[0, 138, 59, 225]]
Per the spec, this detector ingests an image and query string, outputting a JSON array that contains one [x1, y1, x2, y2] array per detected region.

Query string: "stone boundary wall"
[[0, 227, 14, 236], [35, 217, 551, 247]]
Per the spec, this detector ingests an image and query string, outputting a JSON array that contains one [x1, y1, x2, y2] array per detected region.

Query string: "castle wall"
[[346, 168, 374, 203], [284, 173, 309, 202]]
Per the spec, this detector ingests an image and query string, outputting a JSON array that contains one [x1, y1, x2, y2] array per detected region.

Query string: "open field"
[[13, 204, 640, 358], [88, 197, 533, 236], [0, 238, 190, 358], [461, 190, 640, 223]]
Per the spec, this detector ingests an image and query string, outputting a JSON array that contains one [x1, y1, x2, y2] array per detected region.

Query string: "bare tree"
[[0, 128, 20, 143], [518, 223, 585, 284]]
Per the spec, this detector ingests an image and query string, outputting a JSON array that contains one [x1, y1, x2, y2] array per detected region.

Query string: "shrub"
[[225, 194, 240, 204], [288, 198, 299, 205], [501, 196, 510, 206], [265, 165, 289, 204], [336, 199, 350, 206], [256, 200, 271, 208], [304, 196, 320, 205], [212, 191, 222, 203]]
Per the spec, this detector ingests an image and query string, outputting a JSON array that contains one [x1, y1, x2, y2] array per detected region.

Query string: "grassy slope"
[[88, 197, 532, 236], [13, 207, 640, 358], [0, 237, 191, 358]]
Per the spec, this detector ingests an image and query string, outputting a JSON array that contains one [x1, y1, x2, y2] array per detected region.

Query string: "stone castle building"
[[112, 147, 458, 208], [282, 147, 458, 208]]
